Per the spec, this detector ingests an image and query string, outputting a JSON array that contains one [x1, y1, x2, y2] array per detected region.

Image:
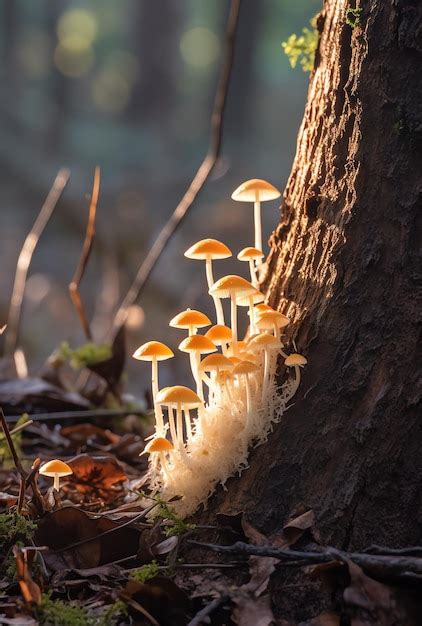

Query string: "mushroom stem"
[[159, 451, 171, 481], [195, 352, 204, 401], [248, 296, 256, 334], [249, 259, 259, 288], [254, 191, 262, 254], [151, 358, 164, 435], [230, 295, 238, 348], [244, 374, 253, 433], [261, 350, 270, 403], [167, 406, 178, 446], [206, 258, 225, 325], [184, 408, 193, 442], [176, 402, 184, 447], [53, 474, 60, 491], [285, 365, 301, 403], [189, 352, 198, 388]]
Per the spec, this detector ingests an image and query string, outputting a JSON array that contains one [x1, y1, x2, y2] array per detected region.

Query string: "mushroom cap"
[[248, 333, 282, 350], [227, 340, 248, 356], [144, 437, 174, 453], [233, 360, 260, 376], [184, 238, 232, 260], [169, 309, 211, 330], [133, 341, 174, 362], [200, 353, 233, 372], [156, 385, 202, 406], [231, 179, 281, 203], [254, 303, 274, 314], [178, 335, 216, 354], [238, 350, 259, 363], [285, 353, 308, 367], [39, 459, 73, 477], [205, 324, 232, 344], [238, 289, 265, 307], [237, 247, 265, 261], [209, 275, 256, 299], [228, 356, 242, 366], [255, 310, 290, 329]]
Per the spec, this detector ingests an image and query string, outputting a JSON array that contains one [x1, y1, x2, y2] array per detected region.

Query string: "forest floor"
[[1, 375, 421, 626]]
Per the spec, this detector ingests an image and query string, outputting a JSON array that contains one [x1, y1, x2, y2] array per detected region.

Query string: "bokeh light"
[[57, 9, 98, 46], [180, 27, 220, 68], [54, 44, 94, 78]]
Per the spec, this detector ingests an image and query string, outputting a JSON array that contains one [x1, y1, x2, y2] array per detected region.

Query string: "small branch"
[[4, 408, 146, 424], [4, 169, 70, 357], [0, 407, 26, 474], [112, 0, 241, 335], [69, 166, 100, 340], [187, 595, 230, 626]]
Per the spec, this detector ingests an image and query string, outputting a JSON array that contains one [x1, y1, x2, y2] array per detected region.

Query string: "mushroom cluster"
[[133, 179, 307, 516]]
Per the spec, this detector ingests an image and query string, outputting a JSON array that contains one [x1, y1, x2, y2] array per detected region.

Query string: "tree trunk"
[[204, 1, 422, 551]]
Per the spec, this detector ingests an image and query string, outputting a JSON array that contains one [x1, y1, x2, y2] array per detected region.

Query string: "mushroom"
[[178, 335, 216, 400], [237, 247, 265, 288], [248, 333, 282, 402], [209, 275, 256, 349], [231, 179, 281, 255], [169, 309, 211, 337], [205, 324, 232, 355], [156, 385, 202, 451], [232, 360, 260, 433], [184, 239, 232, 325], [142, 437, 174, 480], [199, 353, 233, 405], [132, 341, 174, 436], [39, 459, 73, 492], [255, 310, 290, 341], [237, 289, 265, 335], [254, 303, 274, 315], [284, 353, 308, 401]]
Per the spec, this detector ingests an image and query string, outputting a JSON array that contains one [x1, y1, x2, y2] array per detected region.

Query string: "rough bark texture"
[[204, 0, 422, 551]]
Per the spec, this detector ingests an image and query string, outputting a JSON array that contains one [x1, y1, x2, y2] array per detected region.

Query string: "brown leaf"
[[61, 424, 120, 447], [35, 506, 141, 571], [239, 518, 278, 597], [120, 577, 191, 626], [67, 453, 127, 499], [272, 509, 316, 549], [13, 546, 42, 606], [344, 560, 419, 626], [232, 594, 275, 626], [153, 535, 179, 556]]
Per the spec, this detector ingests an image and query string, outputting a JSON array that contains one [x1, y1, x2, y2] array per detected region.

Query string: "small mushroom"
[[284, 353, 308, 401], [231, 179, 281, 255], [132, 341, 174, 436], [248, 333, 282, 402], [205, 324, 232, 355], [184, 239, 232, 325], [142, 437, 174, 480], [178, 335, 216, 400], [199, 353, 233, 405], [209, 275, 256, 349], [237, 247, 265, 287], [237, 289, 265, 335], [255, 310, 290, 341], [232, 360, 260, 433], [39, 459, 73, 492], [169, 309, 211, 337], [156, 385, 202, 452]]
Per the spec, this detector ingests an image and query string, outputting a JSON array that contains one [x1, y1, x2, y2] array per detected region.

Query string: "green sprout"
[[139, 491, 196, 537], [59, 341, 112, 370], [282, 16, 319, 72]]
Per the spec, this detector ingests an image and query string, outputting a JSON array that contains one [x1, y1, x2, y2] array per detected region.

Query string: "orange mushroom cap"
[[200, 353, 233, 372], [233, 360, 260, 376], [169, 309, 211, 330], [144, 437, 174, 453], [205, 324, 232, 344], [179, 335, 216, 354], [231, 179, 281, 203], [255, 310, 290, 329], [39, 459, 73, 477], [184, 238, 232, 260], [209, 275, 256, 299], [133, 341, 174, 362], [237, 247, 265, 261], [285, 354, 308, 367], [156, 385, 202, 406]]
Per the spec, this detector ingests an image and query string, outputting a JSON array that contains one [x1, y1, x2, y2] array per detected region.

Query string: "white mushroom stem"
[[167, 406, 178, 446], [176, 403, 184, 447], [184, 408, 193, 442], [285, 365, 302, 403], [261, 350, 270, 402], [244, 374, 253, 433], [53, 474, 60, 491], [249, 260, 259, 288], [206, 257, 225, 325], [151, 358, 164, 436], [248, 296, 256, 334], [189, 353, 199, 390], [188, 325, 198, 336], [254, 190, 262, 255], [159, 451, 171, 480], [222, 373, 233, 402], [195, 352, 204, 401], [230, 294, 238, 348]]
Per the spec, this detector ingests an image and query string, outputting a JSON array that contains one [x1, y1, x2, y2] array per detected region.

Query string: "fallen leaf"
[[61, 424, 120, 447], [272, 510, 316, 549], [232, 593, 275, 626], [13, 546, 42, 606], [67, 454, 127, 499], [0, 378, 89, 413], [35, 506, 141, 571], [153, 535, 179, 556]]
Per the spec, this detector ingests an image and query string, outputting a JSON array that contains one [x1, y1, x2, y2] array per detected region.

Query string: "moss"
[[146, 493, 196, 536], [37, 596, 126, 626], [346, 8, 363, 28], [0, 511, 36, 546], [59, 341, 112, 370], [282, 16, 319, 72], [130, 560, 160, 583]]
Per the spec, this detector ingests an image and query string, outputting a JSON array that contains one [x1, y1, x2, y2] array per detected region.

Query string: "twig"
[[187, 595, 230, 626], [112, 0, 241, 335], [3, 408, 146, 424], [69, 166, 100, 340], [9, 419, 33, 435], [4, 169, 70, 357]]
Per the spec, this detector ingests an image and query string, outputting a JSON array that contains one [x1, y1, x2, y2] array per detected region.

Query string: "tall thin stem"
[[254, 191, 262, 253], [206, 258, 224, 325]]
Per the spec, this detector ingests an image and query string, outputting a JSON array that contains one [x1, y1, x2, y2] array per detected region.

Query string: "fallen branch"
[[187, 595, 230, 626], [4, 169, 70, 357], [69, 166, 100, 340], [112, 0, 241, 335], [3, 407, 146, 424], [189, 540, 422, 580]]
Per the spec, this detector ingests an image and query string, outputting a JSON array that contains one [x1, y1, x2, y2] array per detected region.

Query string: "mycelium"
[[134, 180, 307, 517]]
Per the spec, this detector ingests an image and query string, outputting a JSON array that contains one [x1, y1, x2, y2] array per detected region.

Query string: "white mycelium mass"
[[133, 179, 307, 517]]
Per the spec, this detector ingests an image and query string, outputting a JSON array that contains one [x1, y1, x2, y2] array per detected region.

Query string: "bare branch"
[[112, 0, 241, 334], [4, 169, 70, 357], [69, 166, 101, 340]]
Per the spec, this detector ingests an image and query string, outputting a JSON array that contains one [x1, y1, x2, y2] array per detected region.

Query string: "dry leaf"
[[232, 594, 275, 626], [67, 453, 127, 499]]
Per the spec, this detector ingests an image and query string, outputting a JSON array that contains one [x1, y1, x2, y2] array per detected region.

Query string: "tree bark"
[[204, 0, 422, 551]]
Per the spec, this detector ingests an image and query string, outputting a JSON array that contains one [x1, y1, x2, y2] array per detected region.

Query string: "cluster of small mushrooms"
[[133, 179, 307, 515]]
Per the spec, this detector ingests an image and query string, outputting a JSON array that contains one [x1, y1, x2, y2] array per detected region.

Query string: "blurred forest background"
[[0, 0, 318, 395]]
